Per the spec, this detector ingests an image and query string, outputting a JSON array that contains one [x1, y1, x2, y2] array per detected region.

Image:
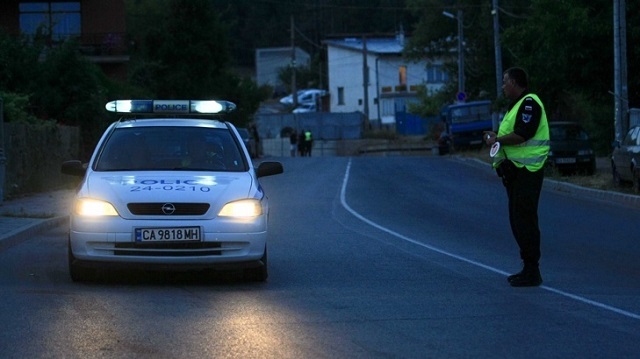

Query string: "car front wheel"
[[243, 247, 268, 282], [68, 244, 96, 282], [633, 169, 640, 194]]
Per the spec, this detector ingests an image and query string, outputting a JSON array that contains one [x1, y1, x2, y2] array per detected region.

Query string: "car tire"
[[68, 244, 96, 282], [243, 247, 268, 282], [633, 170, 640, 194], [612, 161, 623, 186], [586, 160, 596, 176]]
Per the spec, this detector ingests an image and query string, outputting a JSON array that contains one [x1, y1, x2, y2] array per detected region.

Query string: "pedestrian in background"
[[251, 124, 261, 158], [298, 129, 306, 156], [289, 130, 297, 157], [304, 129, 313, 156], [483, 67, 550, 287]]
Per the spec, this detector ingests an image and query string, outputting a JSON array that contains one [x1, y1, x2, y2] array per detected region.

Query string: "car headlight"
[[74, 198, 119, 216], [218, 199, 262, 218], [578, 149, 593, 156]]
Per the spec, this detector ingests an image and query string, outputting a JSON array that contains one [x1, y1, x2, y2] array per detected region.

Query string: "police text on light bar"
[[105, 100, 236, 114]]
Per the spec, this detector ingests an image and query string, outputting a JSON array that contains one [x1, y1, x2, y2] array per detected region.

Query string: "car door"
[[630, 126, 640, 178], [616, 127, 639, 181]]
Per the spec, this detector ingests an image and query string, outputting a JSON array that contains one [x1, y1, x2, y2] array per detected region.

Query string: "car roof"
[[113, 118, 230, 129], [548, 121, 582, 126]]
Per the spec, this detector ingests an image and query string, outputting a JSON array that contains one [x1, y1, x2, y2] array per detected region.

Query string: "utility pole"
[[362, 35, 370, 129], [443, 10, 465, 99], [0, 97, 5, 203], [492, 0, 502, 99], [492, 0, 503, 130], [613, 0, 628, 141], [291, 15, 298, 108], [457, 9, 465, 96]]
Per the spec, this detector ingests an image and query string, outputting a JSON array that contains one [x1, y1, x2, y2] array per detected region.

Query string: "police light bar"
[[105, 100, 236, 114]]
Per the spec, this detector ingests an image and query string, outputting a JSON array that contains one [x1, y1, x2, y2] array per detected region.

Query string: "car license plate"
[[556, 158, 577, 164], [135, 227, 201, 242]]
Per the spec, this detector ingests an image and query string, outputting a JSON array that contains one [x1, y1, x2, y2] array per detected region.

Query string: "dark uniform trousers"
[[499, 160, 544, 267]]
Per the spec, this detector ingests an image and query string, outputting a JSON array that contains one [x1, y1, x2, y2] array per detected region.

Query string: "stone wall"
[[2, 123, 80, 199]]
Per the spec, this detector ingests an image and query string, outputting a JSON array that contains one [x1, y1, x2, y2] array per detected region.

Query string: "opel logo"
[[161, 203, 176, 215]]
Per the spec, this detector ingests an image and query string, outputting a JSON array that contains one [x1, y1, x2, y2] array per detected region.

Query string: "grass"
[[456, 148, 638, 196]]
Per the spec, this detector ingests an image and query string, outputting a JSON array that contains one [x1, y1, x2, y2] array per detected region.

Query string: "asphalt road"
[[0, 156, 638, 358]]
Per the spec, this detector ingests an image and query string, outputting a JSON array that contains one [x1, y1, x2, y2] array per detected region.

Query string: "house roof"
[[323, 36, 406, 55]]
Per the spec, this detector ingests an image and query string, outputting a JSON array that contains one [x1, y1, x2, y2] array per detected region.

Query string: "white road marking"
[[340, 159, 640, 321]]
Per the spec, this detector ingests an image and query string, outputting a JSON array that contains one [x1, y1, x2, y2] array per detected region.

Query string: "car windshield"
[[449, 103, 491, 124], [95, 126, 248, 172], [550, 125, 589, 141]]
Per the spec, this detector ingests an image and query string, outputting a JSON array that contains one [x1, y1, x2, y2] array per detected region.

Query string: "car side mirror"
[[61, 160, 87, 177], [256, 161, 283, 178], [611, 140, 621, 149]]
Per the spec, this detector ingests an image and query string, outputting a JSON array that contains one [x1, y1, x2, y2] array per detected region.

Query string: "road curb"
[[0, 216, 68, 251], [458, 156, 640, 208], [543, 180, 640, 208]]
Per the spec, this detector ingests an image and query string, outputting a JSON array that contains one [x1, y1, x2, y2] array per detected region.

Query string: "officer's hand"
[[483, 131, 497, 145]]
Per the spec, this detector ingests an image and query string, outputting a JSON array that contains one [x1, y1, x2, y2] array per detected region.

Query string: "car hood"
[[550, 139, 593, 153], [79, 172, 258, 218]]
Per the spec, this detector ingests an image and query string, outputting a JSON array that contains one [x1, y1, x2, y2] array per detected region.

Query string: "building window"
[[20, 2, 81, 42], [337, 87, 345, 105], [380, 98, 395, 117], [426, 65, 449, 84]]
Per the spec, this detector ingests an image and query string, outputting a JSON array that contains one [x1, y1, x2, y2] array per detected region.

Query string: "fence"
[[255, 112, 364, 141], [2, 122, 80, 199]]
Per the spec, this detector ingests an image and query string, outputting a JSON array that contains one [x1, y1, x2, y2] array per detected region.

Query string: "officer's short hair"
[[504, 67, 529, 88]]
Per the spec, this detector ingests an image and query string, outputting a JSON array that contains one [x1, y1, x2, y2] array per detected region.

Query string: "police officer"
[[484, 67, 550, 287]]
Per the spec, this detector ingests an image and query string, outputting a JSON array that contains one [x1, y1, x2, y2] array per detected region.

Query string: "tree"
[[405, 0, 640, 153], [0, 30, 113, 147], [30, 40, 109, 124], [405, 0, 498, 103], [0, 31, 42, 94], [500, 0, 616, 152], [126, 0, 268, 126], [127, 0, 229, 98]]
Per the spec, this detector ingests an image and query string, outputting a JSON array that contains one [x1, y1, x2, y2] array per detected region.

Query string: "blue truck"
[[441, 100, 494, 148]]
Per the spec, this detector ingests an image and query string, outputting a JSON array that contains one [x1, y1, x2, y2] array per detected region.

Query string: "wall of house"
[[256, 47, 310, 95], [327, 44, 445, 125], [0, 2, 19, 34], [0, 1, 125, 35], [328, 46, 366, 115], [0, 0, 129, 80]]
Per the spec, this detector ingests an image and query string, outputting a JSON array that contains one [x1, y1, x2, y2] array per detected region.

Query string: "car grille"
[[114, 242, 222, 256], [127, 202, 210, 215]]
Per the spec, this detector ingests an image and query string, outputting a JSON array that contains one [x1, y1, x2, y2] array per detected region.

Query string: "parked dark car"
[[546, 121, 596, 175], [611, 125, 640, 192], [237, 127, 256, 158]]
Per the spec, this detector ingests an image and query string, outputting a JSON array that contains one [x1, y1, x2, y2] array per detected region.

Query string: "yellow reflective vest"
[[493, 94, 550, 172]]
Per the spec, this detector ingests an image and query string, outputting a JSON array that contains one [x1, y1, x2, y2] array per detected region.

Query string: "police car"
[[61, 100, 283, 281]]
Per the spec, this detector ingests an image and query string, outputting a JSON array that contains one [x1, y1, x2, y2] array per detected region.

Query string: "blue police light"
[[105, 100, 236, 114]]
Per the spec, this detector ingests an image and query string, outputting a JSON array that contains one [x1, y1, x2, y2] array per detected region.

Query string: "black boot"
[[508, 264, 542, 287], [507, 269, 525, 283]]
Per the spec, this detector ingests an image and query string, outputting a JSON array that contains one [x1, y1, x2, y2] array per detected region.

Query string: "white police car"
[[61, 100, 283, 281]]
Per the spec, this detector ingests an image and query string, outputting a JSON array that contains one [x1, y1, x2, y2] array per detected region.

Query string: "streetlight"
[[443, 10, 465, 100]]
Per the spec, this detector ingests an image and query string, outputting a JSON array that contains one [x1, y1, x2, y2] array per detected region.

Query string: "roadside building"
[[0, 0, 129, 80], [324, 32, 447, 128]]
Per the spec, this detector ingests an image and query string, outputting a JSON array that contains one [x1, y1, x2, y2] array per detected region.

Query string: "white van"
[[279, 89, 326, 106]]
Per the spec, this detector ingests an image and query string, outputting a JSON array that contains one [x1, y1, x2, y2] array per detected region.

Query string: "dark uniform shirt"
[[507, 90, 542, 141]]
